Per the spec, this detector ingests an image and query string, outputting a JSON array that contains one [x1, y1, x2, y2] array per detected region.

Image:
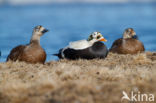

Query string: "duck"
[[54, 32, 108, 60], [7, 25, 48, 64], [109, 28, 145, 54]]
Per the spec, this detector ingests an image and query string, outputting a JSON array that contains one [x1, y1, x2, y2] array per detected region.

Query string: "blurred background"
[[0, 0, 156, 62]]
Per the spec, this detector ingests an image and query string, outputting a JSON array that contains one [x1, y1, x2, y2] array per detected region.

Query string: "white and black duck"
[[54, 32, 108, 60]]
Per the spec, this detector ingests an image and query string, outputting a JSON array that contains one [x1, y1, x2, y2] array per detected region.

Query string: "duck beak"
[[131, 31, 138, 39], [99, 38, 107, 42], [132, 35, 138, 39], [42, 29, 49, 33]]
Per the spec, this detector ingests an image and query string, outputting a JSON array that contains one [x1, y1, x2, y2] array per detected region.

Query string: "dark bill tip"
[[132, 35, 138, 40], [42, 29, 49, 33]]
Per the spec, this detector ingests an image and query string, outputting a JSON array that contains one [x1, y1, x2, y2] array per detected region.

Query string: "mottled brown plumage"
[[7, 25, 48, 64], [110, 28, 145, 54]]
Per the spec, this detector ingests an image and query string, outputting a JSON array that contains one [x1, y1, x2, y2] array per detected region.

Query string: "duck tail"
[[53, 53, 63, 59], [53, 54, 59, 56]]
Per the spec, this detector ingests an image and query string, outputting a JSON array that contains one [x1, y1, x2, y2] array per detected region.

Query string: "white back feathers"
[[68, 32, 107, 50], [69, 40, 92, 50]]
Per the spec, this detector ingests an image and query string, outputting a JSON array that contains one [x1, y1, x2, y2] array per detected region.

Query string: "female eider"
[[7, 25, 48, 64], [54, 32, 108, 60], [110, 28, 145, 54]]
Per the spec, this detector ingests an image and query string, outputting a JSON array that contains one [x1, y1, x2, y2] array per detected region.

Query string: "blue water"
[[0, 3, 156, 62]]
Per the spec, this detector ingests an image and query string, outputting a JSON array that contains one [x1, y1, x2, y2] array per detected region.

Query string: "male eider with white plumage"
[[7, 25, 48, 64], [110, 28, 145, 54], [54, 32, 108, 60]]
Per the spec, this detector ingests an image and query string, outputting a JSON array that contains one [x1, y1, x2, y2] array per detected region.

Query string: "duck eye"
[[97, 35, 101, 39]]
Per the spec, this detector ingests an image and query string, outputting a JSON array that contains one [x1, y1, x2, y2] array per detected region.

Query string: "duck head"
[[30, 25, 49, 44], [123, 28, 137, 39], [33, 25, 49, 36], [87, 32, 107, 44]]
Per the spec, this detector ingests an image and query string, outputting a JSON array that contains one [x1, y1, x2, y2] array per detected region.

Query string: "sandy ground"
[[0, 52, 156, 103]]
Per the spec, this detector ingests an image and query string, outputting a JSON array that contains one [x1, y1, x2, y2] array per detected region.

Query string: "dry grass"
[[0, 52, 156, 103]]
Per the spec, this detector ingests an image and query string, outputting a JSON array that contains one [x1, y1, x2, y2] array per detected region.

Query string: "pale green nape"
[[87, 35, 93, 41]]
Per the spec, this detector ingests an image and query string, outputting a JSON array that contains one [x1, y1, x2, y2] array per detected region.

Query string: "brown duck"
[[110, 28, 145, 54], [7, 25, 48, 64]]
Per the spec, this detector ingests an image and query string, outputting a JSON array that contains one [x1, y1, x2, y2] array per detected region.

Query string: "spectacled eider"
[[7, 25, 48, 64], [110, 28, 145, 54], [54, 32, 108, 60]]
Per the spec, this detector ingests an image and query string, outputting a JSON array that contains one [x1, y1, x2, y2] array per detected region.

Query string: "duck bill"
[[132, 35, 138, 39], [99, 38, 107, 42], [42, 29, 49, 33]]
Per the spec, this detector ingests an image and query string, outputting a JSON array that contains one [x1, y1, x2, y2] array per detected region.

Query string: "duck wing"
[[54, 40, 91, 59], [7, 45, 26, 61], [124, 39, 145, 53], [69, 40, 91, 50]]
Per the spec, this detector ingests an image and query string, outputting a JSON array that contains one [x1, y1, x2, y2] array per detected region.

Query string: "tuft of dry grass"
[[0, 52, 156, 103]]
